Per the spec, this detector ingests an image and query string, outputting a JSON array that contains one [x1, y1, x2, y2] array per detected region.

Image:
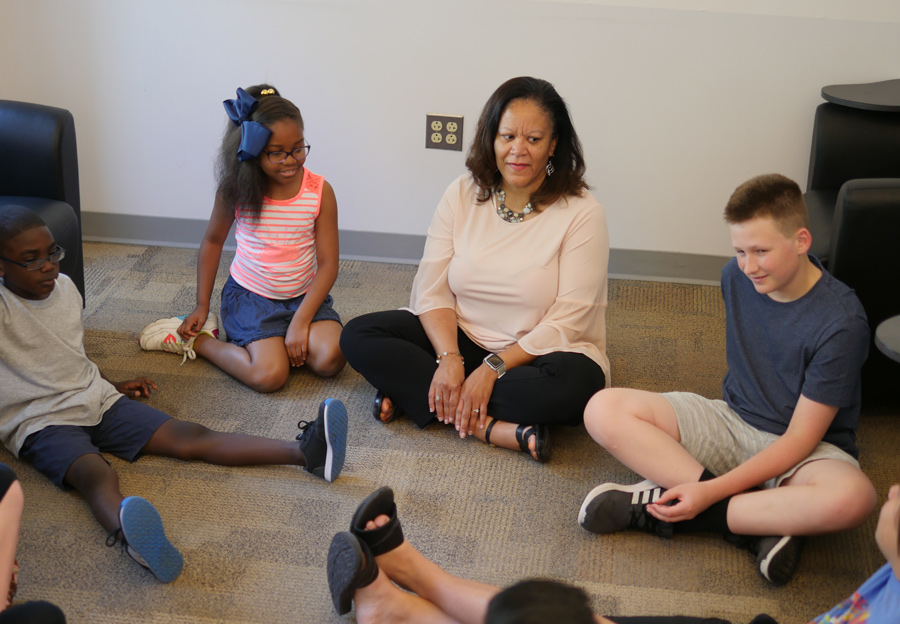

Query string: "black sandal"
[[515, 423, 550, 463], [350, 486, 405, 556], [372, 390, 402, 424], [327, 532, 379, 615]]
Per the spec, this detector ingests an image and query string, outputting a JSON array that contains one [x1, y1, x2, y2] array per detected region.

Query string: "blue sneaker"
[[119, 497, 183, 583], [297, 399, 348, 483]]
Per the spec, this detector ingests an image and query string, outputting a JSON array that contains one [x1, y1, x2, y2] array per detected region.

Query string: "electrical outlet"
[[426, 114, 463, 151]]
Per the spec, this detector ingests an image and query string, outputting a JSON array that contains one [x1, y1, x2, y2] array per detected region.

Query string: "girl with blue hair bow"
[[140, 84, 345, 393]]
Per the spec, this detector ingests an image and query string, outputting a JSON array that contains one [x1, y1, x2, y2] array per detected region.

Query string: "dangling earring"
[[546, 157, 555, 177]]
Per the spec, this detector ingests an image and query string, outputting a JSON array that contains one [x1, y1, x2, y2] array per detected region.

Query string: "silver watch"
[[483, 353, 506, 378]]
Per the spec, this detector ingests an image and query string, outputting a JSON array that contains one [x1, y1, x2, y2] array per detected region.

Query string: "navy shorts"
[[18, 396, 171, 488], [220, 275, 342, 347]]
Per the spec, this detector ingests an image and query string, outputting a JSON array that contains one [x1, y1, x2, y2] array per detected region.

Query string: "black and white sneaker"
[[753, 535, 803, 585], [297, 398, 348, 483], [578, 479, 673, 538]]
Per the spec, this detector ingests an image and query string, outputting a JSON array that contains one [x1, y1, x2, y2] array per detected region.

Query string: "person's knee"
[[157, 420, 216, 460], [309, 348, 346, 378], [583, 388, 631, 444], [1, 479, 24, 514], [338, 316, 366, 355], [827, 475, 877, 530], [246, 362, 290, 393], [64, 454, 118, 494]]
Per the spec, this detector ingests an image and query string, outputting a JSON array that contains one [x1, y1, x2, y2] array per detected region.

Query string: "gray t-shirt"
[[721, 256, 869, 458], [0, 274, 121, 456]]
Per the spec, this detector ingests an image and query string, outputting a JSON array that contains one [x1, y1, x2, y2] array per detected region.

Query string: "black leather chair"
[[805, 102, 900, 264], [803, 80, 900, 402], [827, 179, 900, 402], [0, 100, 85, 301]]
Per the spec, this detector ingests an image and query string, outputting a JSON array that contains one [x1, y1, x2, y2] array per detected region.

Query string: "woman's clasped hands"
[[428, 354, 498, 438]]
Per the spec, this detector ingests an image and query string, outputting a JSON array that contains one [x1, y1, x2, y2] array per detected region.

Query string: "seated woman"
[[326, 485, 900, 624], [340, 77, 610, 462]]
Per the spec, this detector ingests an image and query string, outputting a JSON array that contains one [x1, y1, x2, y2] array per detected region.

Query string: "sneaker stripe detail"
[[634, 487, 663, 505]]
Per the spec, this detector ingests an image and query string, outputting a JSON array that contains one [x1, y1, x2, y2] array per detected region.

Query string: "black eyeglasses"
[[0, 246, 66, 271], [264, 144, 311, 164]]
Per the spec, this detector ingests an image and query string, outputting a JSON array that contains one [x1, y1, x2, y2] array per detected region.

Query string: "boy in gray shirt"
[[0, 205, 348, 583]]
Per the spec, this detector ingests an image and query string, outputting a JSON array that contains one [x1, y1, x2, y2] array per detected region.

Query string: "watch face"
[[486, 354, 504, 368]]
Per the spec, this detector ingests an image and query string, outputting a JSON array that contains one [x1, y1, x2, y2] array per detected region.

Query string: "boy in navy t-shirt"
[[578, 174, 874, 585]]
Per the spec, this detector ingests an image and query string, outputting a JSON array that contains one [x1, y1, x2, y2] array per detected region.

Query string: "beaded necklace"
[[495, 190, 533, 224]]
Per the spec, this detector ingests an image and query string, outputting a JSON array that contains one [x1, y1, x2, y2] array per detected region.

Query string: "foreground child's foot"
[[114, 496, 183, 583], [297, 398, 348, 483], [578, 479, 673, 537], [350, 486, 404, 555], [327, 532, 379, 615], [138, 314, 219, 364]]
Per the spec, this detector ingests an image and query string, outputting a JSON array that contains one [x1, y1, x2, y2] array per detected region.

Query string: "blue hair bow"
[[223, 88, 272, 162]]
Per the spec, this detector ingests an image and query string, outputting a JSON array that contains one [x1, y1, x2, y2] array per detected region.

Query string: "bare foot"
[[378, 397, 396, 423], [355, 568, 456, 624]]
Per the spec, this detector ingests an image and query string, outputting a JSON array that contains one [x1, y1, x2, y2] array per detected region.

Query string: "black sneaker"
[[297, 398, 348, 483], [753, 535, 803, 585], [578, 479, 673, 537]]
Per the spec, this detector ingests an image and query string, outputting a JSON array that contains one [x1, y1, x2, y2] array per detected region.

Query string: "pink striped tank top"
[[229, 169, 324, 300]]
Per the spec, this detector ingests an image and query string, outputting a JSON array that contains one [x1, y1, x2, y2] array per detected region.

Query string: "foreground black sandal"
[[350, 486, 405, 556], [515, 423, 550, 463], [372, 390, 402, 424], [327, 532, 379, 615]]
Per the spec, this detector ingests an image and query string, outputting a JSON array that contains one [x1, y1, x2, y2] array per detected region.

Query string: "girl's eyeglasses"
[[263, 144, 311, 164]]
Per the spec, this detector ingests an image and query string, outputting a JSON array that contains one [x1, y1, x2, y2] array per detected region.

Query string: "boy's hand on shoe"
[[114, 378, 159, 398], [647, 482, 716, 523]]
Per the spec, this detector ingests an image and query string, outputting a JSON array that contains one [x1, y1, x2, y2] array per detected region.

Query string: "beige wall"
[[1, 0, 898, 256]]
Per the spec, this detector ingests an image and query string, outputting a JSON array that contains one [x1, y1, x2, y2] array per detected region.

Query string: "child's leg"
[[353, 567, 460, 624], [141, 419, 304, 466], [365, 516, 497, 624], [583, 388, 706, 485], [193, 335, 290, 393], [0, 467, 23, 606], [63, 454, 125, 532], [305, 320, 346, 378], [726, 458, 876, 536]]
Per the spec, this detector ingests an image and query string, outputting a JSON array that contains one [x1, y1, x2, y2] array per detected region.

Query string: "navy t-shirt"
[[721, 255, 869, 458]]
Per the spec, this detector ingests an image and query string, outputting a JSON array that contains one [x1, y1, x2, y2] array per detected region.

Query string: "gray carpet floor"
[[4, 242, 898, 624]]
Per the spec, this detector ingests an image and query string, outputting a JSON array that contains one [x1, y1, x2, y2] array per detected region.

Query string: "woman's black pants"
[[340, 310, 606, 428]]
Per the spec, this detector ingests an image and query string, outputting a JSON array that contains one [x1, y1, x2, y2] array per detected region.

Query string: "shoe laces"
[[106, 527, 150, 568], [295, 419, 313, 442], [628, 487, 673, 538], [178, 337, 198, 365]]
